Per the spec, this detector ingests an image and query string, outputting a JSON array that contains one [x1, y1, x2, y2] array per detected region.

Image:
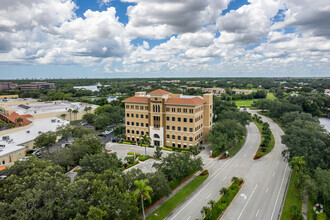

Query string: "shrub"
[[126, 161, 139, 169], [162, 147, 173, 151], [168, 179, 181, 189], [316, 213, 327, 220], [254, 153, 262, 159], [138, 155, 150, 161], [127, 152, 141, 156], [200, 170, 209, 176], [212, 149, 221, 157]]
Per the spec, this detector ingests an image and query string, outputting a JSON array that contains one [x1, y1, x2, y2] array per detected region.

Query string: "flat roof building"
[[20, 82, 56, 90], [0, 82, 18, 91], [123, 89, 213, 149]]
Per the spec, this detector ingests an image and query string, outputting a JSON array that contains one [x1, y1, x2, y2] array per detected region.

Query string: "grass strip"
[[228, 127, 247, 157], [281, 171, 302, 220], [307, 197, 316, 220], [147, 174, 208, 220]]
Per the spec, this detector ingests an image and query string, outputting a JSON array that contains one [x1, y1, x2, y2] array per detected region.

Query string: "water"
[[74, 83, 109, 92], [319, 118, 330, 132]]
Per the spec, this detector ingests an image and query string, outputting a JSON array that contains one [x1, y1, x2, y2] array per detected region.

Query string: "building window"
[[137, 131, 140, 135], [132, 130, 135, 134], [135, 106, 139, 110], [172, 126, 175, 130], [172, 135, 175, 139], [183, 108, 187, 113], [178, 144, 181, 148], [132, 122, 134, 126], [141, 131, 144, 135], [178, 127, 181, 131], [131, 105, 134, 109], [146, 123, 149, 127], [189, 109, 194, 114], [189, 137, 193, 141], [127, 129, 130, 133], [166, 117, 170, 121], [178, 117, 181, 122], [166, 126, 170, 130], [184, 118, 187, 122], [146, 115, 149, 119], [178, 136, 181, 140], [184, 145, 187, 149], [184, 136, 187, 141], [167, 134, 170, 138], [126, 105, 129, 108], [140, 106, 144, 110], [153, 105, 160, 112], [172, 108, 175, 112], [127, 121, 130, 125], [189, 128, 193, 132], [172, 143, 176, 147], [178, 108, 182, 113], [132, 138, 135, 141], [145, 106, 148, 110], [141, 114, 144, 118], [172, 117, 175, 121], [189, 118, 193, 123], [127, 137, 130, 141], [136, 114, 139, 118], [136, 122, 139, 126], [141, 123, 144, 127], [126, 113, 129, 117], [184, 127, 187, 131], [166, 107, 170, 112]]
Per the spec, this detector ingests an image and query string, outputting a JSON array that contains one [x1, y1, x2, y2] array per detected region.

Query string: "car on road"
[[80, 122, 87, 126], [0, 175, 7, 180], [104, 129, 113, 135], [98, 133, 107, 137]]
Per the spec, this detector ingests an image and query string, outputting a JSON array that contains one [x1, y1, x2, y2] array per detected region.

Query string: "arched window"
[[154, 134, 160, 138]]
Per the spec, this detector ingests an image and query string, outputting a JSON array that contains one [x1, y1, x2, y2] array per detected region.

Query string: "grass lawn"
[[147, 174, 208, 220], [281, 172, 302, 220], [228, 128, 247, 157], [234, 92, 276, 107], [307, 198, 316, 220], [253, 119, 275, 157]]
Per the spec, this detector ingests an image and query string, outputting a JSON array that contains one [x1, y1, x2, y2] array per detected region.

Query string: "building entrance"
[[154, 140, 160, 146]]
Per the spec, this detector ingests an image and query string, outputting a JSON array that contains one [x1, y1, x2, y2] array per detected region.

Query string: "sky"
[[0, 0, 329, 79]]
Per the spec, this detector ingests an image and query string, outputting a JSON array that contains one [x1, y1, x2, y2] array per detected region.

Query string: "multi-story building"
[[20, 82, 56, 90], [123, 89, 213, 149], [0, 82, 18, 91]]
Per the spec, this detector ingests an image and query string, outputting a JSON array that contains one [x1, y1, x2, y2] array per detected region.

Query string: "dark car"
[[98, 133, 107, 137], [112, 138, 119, 142]]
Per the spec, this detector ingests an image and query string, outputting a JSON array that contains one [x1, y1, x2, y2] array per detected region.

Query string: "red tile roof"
[[7, 112, 32, 126], [122, 96, 149, 103], [165, 97, 205, 106], [148, 89, 172, 95]]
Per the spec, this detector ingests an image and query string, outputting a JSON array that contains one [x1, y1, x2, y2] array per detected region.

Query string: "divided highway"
[[166, 111, 291, 220]]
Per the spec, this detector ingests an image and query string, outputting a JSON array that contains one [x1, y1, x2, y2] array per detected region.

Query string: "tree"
[[34, 131, 57, 152], [82, 113, 96, 125], [289, 156, 306, 173], [289, 205, 303, 220], [153, 146, 163, 159], [15, 117, 23, 126], [231, 176, 239, 184], [72, 109, 79, 121], [60, 113, 67, 120], [56, 124, 72, 141], [79, 153, 122, 174], [139, 133, 151, 156], [133, 179, 153, 220], [208, 200, 216, 209], [87, 206, 107, 220], [220, 187, 230, 202], [201, 206, 211, 217], [67, 109, 72, 121]]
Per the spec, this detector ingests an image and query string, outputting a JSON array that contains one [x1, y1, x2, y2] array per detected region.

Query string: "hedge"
[[127, 152, 141, 156], [138, 155, 151, 161], [212, 149, 221, 157]]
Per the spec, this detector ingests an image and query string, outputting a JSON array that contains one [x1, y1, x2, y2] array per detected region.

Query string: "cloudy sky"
[[0, 0, 329, 79]]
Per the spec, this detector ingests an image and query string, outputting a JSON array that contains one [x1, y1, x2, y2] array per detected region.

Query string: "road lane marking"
[[206, 193, 212, 199], [223, 176, 227, 181], [256, 209, 260, 217], [237, 184, 258, 220], [265, 187, 269, 194], [187, 216, 191, 220], [273, 172, 275, 177], [270, 164, 288, 220]]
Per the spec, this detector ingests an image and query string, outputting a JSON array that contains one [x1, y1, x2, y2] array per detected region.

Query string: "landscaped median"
[[252, 115, 275, 159], [147, 170, 209, 220], [201, 177, 244, 220], [219, 127, 247, 159]]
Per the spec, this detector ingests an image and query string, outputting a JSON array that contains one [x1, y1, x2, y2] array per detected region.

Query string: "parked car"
[[98, 133, 107, 137], [112, 137, 119, 142], [0, 175, 7, 180]]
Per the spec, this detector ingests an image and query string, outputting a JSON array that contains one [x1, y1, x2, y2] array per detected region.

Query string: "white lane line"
[[270, 164, 288, 220], [223, 176, 227, 181], [273, 172, 275, 177], [237, 184, 258, 220], [206, 193, 212, 199], [265, 188, 269, 194], [187, 216, 191, 220], [256, 209, 260, 217]]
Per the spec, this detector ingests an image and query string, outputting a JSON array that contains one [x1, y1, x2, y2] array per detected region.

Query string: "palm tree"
[[231, 176, 239, 184], [72, 109, 79, 121], [208, 200, 216, 209], [60, 113, 67, 121], [84, 106, 92, 113], [139, 133, 151, 156], [201, 206, 211, 217], [220, 187, 230, 201], [15, 117, 23, 126], [133, 179, 153, 220], [67, 109, 72, 121]]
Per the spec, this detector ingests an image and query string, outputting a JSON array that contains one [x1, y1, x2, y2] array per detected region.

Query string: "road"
[[166, 110, 291, 220]]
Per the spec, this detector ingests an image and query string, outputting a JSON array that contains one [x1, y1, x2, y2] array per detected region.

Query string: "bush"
[[254, 153, 262, 159], [127, 152, 141, 156], [200, 170, 209, 176], [162, 147, 173, 151], [138, 155, 150, 161], [316, 213, 327, 220], [168, 179, 181, 189], [126, 161, 139, 169], [212, 149, 221, 157]]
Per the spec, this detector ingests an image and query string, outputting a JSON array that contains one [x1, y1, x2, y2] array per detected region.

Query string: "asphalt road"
[[166, 110, 291, 220]]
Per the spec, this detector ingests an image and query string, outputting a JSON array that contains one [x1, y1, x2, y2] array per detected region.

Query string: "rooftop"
[[147, 89, 172, 95], [165, 97, 205, 106]]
